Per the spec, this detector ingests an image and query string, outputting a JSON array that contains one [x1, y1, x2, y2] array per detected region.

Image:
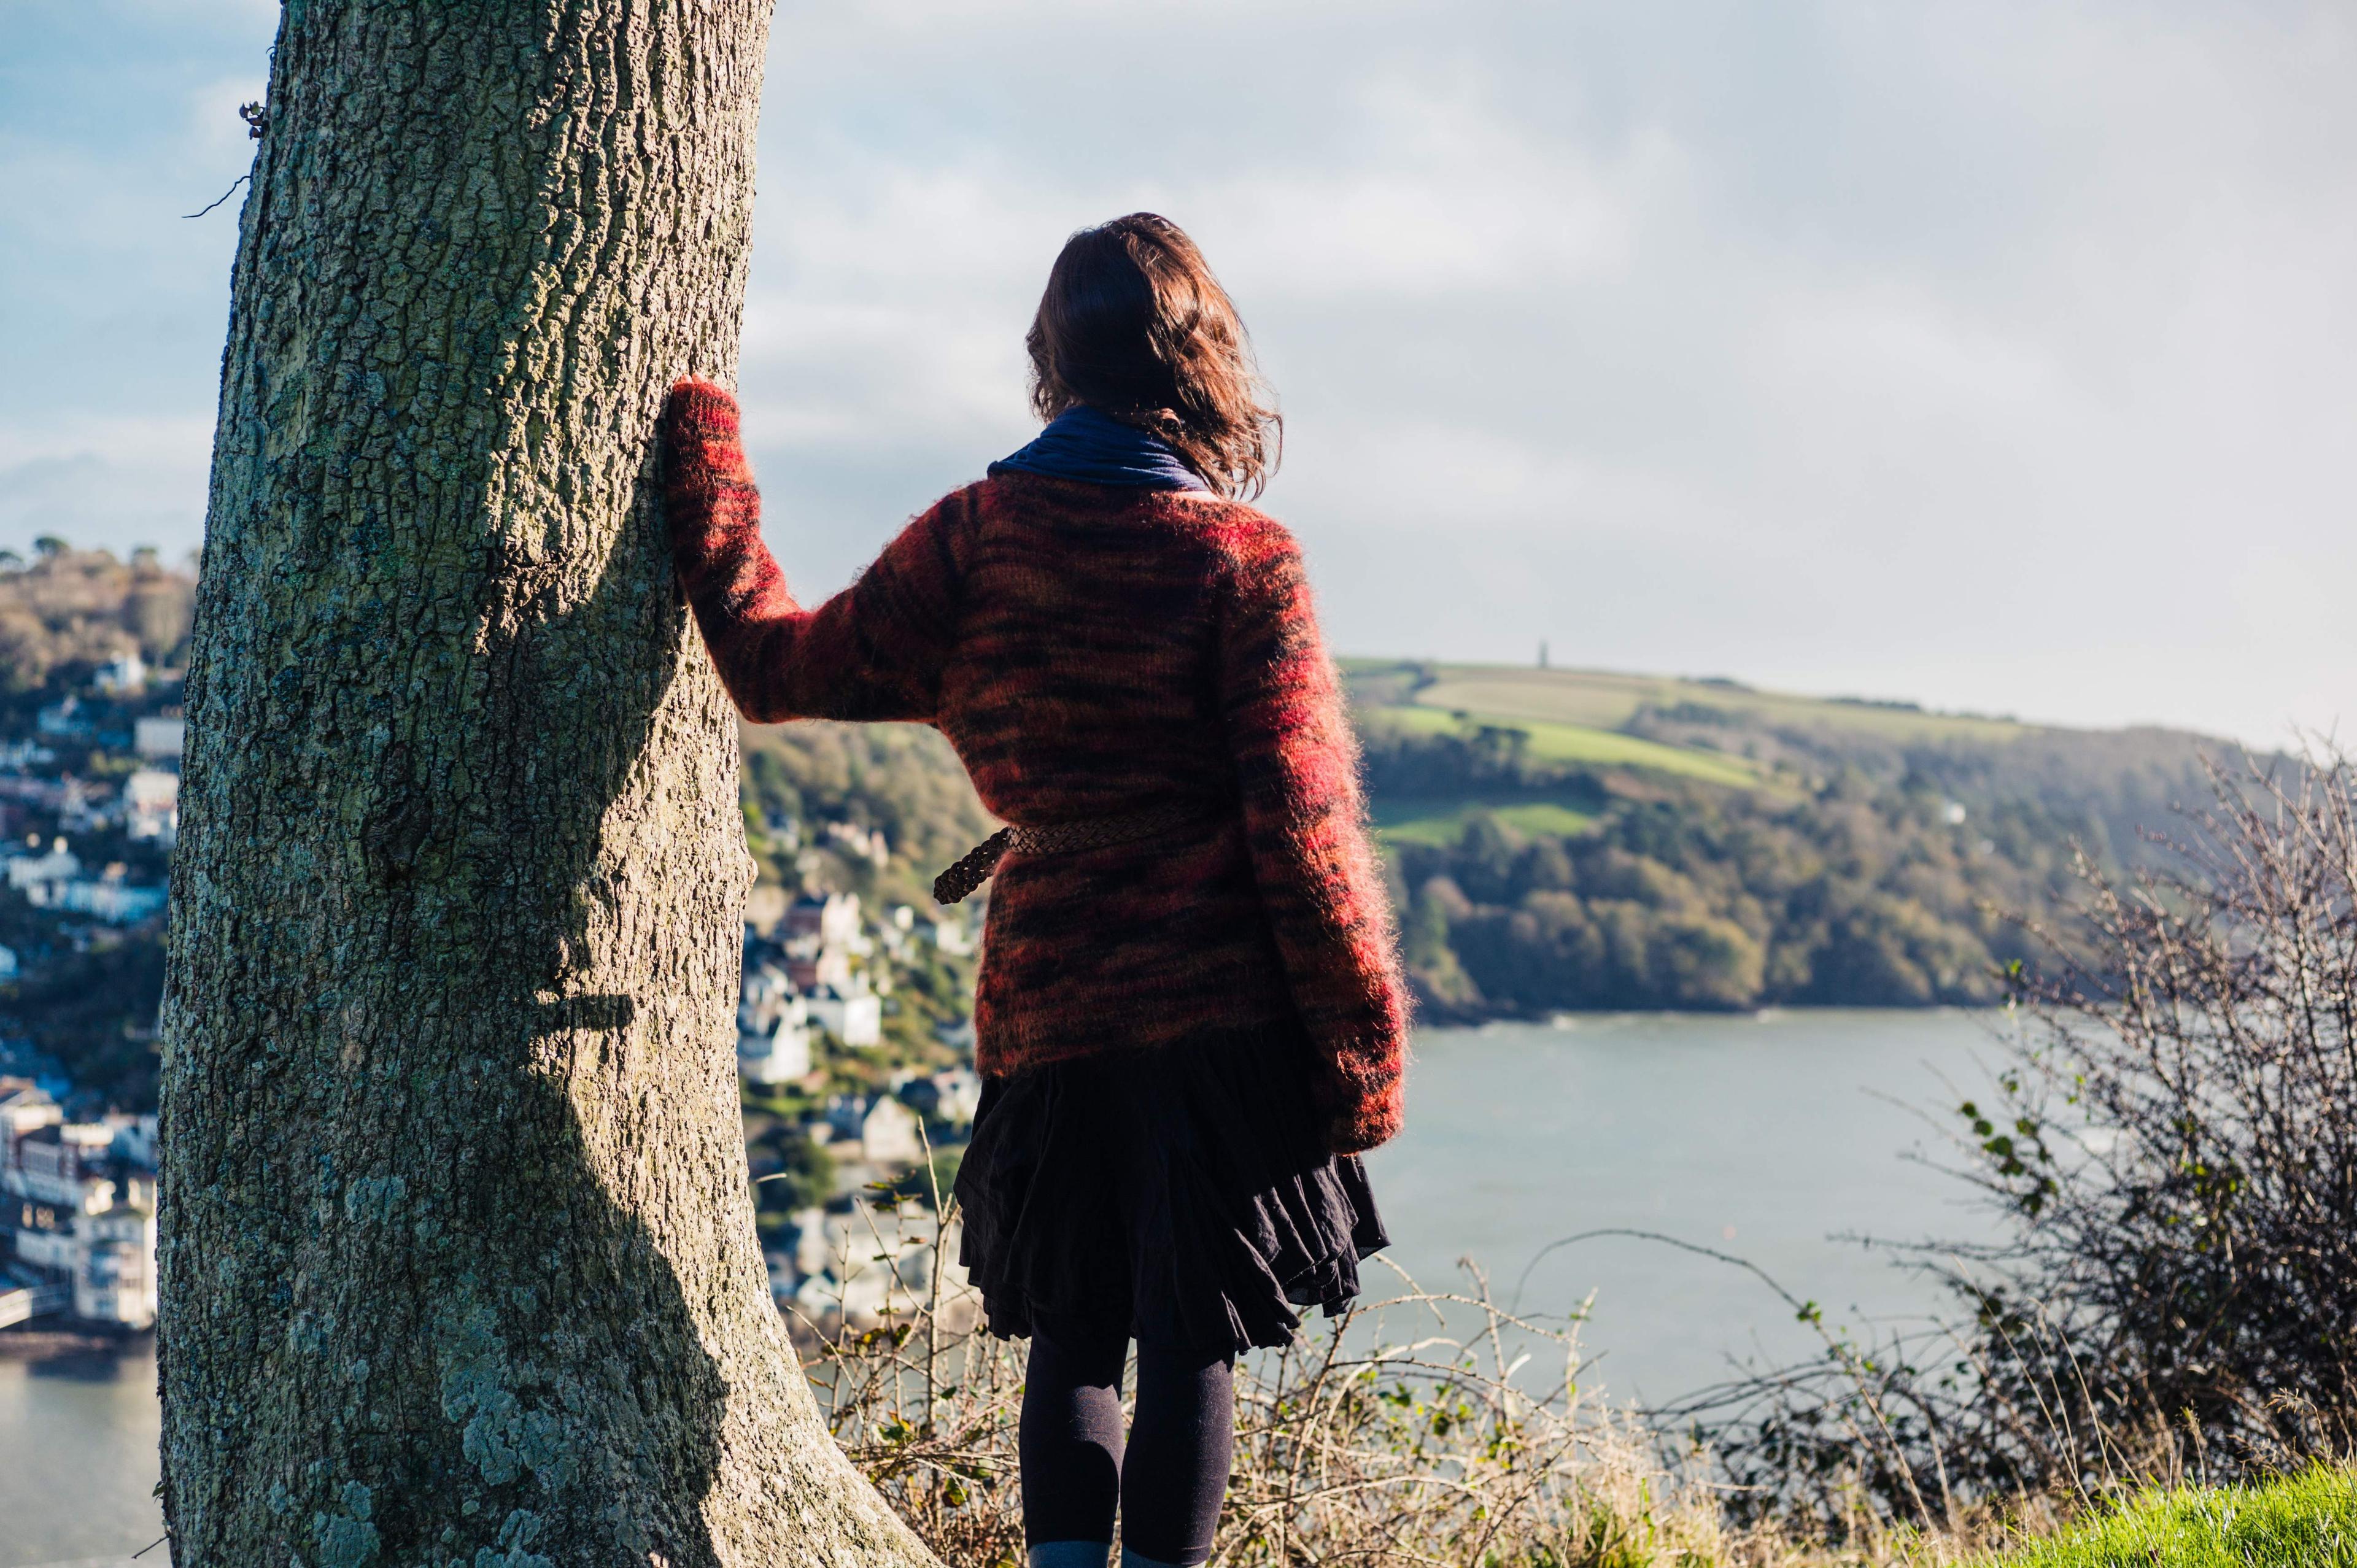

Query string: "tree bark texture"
[[158, 6, 937, 1564]]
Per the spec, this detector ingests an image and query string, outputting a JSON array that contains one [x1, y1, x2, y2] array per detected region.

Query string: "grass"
[[1361, 701, 1765, 791], [1975, 1468, 2357, 1567], [1372, 797, 1599, 847], [1342, 658, 2030, 745]]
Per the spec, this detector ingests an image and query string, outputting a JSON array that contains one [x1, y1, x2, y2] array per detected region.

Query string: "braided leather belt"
[[932, 800, 1220, 906]]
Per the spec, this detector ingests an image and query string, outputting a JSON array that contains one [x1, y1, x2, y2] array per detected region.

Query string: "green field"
[[1355, 689, 1766, 791], [1371, 796, 1598, 848], [1345, 658, 2030, 746], [1342, 658, 2051, 806]]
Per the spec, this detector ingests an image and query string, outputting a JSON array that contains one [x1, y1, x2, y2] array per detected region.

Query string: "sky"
[[2, 1, 2351, 746]]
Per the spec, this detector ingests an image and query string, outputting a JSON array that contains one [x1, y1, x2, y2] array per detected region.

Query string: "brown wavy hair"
[[1026, 213, 1282, 500]]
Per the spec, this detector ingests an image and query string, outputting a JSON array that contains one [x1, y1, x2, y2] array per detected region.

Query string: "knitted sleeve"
[[1217, 523, 1410, 1154], [660, 379, 964, 724]]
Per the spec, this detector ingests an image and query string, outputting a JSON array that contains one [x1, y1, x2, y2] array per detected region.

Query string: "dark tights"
[[1020, 1318, 1236, 1567]]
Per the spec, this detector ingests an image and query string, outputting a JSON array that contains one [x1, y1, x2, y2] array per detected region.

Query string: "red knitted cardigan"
[[661, 381, 1409, 1154]]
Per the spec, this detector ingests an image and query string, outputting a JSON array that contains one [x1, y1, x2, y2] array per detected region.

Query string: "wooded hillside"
[[1350, 660, 2247, 1015]]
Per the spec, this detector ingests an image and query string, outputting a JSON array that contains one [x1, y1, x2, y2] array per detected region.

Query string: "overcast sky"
[[3, 1, 2350, 744]]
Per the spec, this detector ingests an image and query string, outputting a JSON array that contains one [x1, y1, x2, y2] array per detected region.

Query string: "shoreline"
[[0, 1323, 150, 1359]]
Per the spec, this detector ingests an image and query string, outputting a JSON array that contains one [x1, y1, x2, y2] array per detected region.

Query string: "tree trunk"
[[157, 6, 938, 1564]]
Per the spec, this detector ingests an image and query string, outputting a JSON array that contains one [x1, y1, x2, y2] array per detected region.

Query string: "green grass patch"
[[1341, 658, 2030, 744], [1372, 797, 1598, 848], [1363, 702, 1764, 791], [1980, 1467, 2357, 1567]]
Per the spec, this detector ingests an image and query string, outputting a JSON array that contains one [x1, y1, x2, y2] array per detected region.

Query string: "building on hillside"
[[30, 866, 166, 925], [902, 1067, 982, 1128], [6, 1122, 122, 1214], [106, 1113, 158, 1168], [0, 740, 56, 772], [859, 1095, 923, 1164], [819, 1094, 867, 1145], [786, 1205, 832, 1282], [36, 696, 89, 739], [123, 770, 179, 846], [0, 946, 16, 983], [805, 983, 881, 1049], [738, 961, 797, 1035], [58, 778, 112, 833], [817, 1091, 923, 1162], [928, 916, 974, 957], [785, 947, 855, 996], [739, 1006, 814, 1087], [93, 651, 147, 696], [0, 1078, 62, 1140], [784, 1206, 967, 1327], [72, 1202, 157, 1329], [6, 841, 79, 892], [782, 891, 864, 954], [134, 716, 185, 760], [2, 1105, 161, 1329], [821, 820, 890, 867]]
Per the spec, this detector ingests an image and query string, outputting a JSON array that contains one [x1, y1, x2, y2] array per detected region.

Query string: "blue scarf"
[[988, 404, 1209, 492]]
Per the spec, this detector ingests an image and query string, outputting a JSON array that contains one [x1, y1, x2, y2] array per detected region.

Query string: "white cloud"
[[3, 0, 2351, 743]]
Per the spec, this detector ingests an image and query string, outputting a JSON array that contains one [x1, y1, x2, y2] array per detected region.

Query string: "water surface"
[[1363, 1009, 2010, 1403]]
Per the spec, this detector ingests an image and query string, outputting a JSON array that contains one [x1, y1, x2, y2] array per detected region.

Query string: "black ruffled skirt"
[[953, 1022, 1388, 1356]]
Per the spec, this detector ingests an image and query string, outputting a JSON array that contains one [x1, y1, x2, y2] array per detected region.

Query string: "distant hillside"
[[0, 543, 195, 695], [1346, 659, 2256, 1016]]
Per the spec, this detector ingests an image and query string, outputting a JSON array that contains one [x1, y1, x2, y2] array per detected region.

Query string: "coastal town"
[[0, 550, 988, 1344]]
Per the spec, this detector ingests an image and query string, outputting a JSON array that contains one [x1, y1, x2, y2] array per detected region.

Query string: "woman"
[[662, 213, 1409, 1568]]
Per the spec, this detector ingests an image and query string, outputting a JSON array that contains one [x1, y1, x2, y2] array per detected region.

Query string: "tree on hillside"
[[158, 6, 936, 1564]]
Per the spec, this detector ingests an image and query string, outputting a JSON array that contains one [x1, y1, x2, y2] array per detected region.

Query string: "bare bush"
[[799, 1189, 1736, 1567], [1691, 747, 2357, 1535]]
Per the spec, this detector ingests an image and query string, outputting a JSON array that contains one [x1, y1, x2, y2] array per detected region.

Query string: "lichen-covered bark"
[[157, 5, 937, 1564]]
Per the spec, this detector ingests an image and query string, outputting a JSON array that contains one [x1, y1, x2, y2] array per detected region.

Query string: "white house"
[[2, 1099, 161, 1328], [107, 1113, 158, 1168], [806, 984, 881, 1049], [905, 1067, 983, 1127], [788, 948, 856, 995], [33, 868, 166, 925], [859, 1096, 924, 1164], [6, 1122, 120, 1213], [134, 716, 185, 760], [0, 1078, 61, 1140], [738, 1008, 813, 1087], [93, 651, 147, 696], [737, 961, 797, 1035], [7, 840, 79, 892], [822, 820, 891, 867], [123, 770, 179, 845], [783, 891, 865, 955], [72, 1203, 157, 1329], [784, 1207, 964, 1328]]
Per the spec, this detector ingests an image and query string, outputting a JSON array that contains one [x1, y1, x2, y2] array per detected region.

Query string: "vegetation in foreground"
[[1973, 1468, 2357, 1568], [1670, 749, 2357, 1562]]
